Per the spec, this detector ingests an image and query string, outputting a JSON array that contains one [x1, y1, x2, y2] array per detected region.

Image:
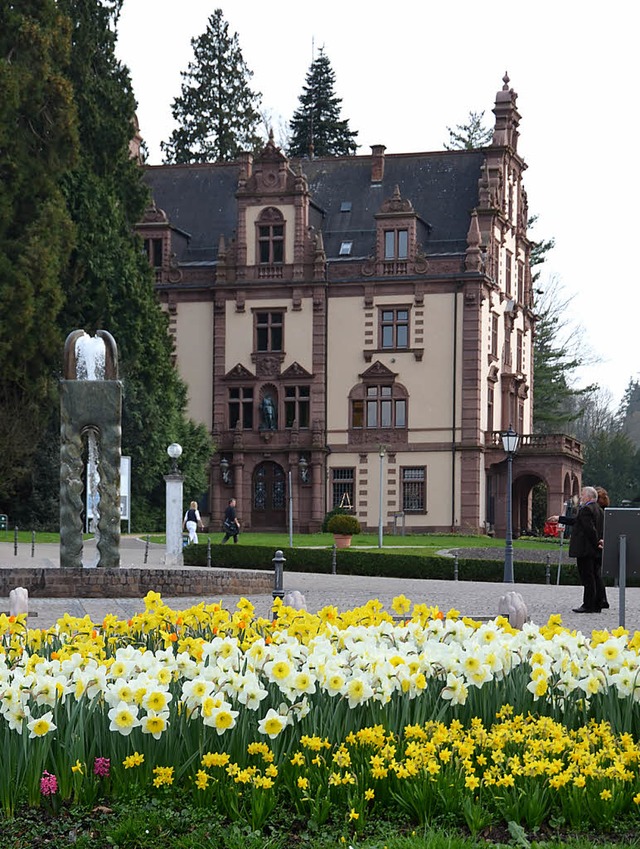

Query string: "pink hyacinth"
[[93, 757, 111, 778], [40, 771, 58, 796]]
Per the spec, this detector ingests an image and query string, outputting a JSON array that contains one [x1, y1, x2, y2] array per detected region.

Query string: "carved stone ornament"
[[255, 356, 281, 377]]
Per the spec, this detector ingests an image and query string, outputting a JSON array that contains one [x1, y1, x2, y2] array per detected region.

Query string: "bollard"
[[272, 549, 286, 604], [453, 555, 459, 581], [207, 537, 212, 568], [14, 526, 18, 556], [144, 535, 150, 565], [545, 554, 550, 585], [31, 530, 36, 558], [331, 544, 337, 575]]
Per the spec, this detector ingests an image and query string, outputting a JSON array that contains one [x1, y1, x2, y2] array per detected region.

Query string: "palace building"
[[136, 76, 583, 534]]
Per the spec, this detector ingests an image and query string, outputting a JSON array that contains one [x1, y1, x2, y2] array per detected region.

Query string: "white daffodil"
[[27, 710, 56, 738], [108, 700, 140, 736]]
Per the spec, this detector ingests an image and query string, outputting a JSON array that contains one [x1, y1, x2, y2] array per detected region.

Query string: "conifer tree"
[[0, 1, 78, 504], [445, 110, 493, 150], [288, 49, 358, 158], [161, 9, 263, 164]]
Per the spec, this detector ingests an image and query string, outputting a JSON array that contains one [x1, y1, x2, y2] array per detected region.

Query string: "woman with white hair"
[[561, 486, 604, 613]]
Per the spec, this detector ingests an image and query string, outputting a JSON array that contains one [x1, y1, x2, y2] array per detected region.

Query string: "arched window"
[[349, 376, 408, 431], [256, 207, 285, 265]]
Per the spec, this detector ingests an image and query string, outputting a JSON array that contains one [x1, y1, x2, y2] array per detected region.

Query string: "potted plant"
[[326, 513, 361, 548]]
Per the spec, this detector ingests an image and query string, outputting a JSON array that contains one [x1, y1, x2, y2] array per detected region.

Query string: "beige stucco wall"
[[225, 298, 313, 373], [326, 292, 458, 441], [172, 302, 213, 430], [327, 449, 458, 530], [244, 205, 295, 266]]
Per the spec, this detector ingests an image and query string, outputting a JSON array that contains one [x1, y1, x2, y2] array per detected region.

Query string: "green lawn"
[[140, 530, 562, 555]]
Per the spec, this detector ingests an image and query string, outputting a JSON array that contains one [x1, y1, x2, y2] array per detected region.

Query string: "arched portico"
[[486, 433, 583, 538]]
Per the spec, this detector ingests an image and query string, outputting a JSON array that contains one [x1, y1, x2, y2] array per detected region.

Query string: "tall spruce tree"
[[47, 0, 211, 529], [445, 110, 493, 150], [0, 2, 78, 505], [288, 49, 358, 158], [161, 9, 262, 164]]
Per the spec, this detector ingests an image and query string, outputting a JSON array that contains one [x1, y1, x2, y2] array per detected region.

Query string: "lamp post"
[[501, 425, 520, 583], [378, 445, 386, 549], [164, 443, 183, 567]]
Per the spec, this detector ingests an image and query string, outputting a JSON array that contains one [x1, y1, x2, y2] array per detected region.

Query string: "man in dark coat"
[[561, 486, 604, 613]]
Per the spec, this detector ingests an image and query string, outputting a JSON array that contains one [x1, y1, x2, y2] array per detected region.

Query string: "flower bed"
[[2, 593, 640, 832]]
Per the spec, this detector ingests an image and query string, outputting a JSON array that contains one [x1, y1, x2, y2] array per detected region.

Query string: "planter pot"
[[333, 534, 352, 549]]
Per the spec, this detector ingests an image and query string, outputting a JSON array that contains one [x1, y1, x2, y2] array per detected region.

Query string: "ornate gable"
[[359, 361, 398, 381], [224, 363, 254, 380], [281, 361, 313, 380]]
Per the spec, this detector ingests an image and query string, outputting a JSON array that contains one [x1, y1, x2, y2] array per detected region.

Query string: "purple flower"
[[40, 771, 58, 796], [93, 757, 111, 778]]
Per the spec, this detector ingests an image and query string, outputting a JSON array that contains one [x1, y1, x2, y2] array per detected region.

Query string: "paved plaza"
[[1, 537, 638, 633]]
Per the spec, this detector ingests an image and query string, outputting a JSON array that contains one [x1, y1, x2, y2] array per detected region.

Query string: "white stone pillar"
[[164, 473, 184, 566]]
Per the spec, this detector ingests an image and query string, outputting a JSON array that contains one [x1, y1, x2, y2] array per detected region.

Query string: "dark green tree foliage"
[[582, 431, 639, 505], [0, 2, 78, 504], [288, 49, 358, 158], [445, 110, 493, 150], [53, 0, 211, 530], [161, 9, 262, 164]]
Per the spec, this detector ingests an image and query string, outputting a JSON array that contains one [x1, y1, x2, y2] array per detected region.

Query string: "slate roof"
[[143, 149, 486, 266]]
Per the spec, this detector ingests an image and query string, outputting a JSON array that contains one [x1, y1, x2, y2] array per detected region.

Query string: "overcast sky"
[[115, 0, 637, 409]]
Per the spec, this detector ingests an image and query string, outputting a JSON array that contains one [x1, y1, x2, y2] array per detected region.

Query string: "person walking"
[[560, 486, 604, 613], [222, 498, 240, 544], [182, 500, 204, 545], [595, 486, 610, 609]]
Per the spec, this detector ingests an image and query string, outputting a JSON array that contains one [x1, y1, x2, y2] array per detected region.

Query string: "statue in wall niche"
[[260, 394, 277, 430]]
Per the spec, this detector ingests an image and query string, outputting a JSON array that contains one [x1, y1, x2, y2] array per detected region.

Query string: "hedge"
[[182, 543, 598, 586]]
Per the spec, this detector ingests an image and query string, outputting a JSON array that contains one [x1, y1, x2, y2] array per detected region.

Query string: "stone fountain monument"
[[60, 330, 122, 568]]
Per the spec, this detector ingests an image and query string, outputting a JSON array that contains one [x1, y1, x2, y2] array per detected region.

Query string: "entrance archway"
[[252, 461, 287, 529]]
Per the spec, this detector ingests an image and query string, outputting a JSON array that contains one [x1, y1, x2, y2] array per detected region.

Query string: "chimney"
[[370, 145, 386, 183]]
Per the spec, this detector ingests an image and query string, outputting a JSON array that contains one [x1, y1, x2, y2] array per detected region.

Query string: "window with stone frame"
[[505, 249, 513, 296], [284, 385, 310, 428], [517, 260, 525, 304], [228, 386, 254, 429], [332, 468, 355, 510], [144, 237, 163, 268], [402, 467, 426, 513], [516, 329, 523, 374], [379, 307, 410, 349], [487, 383, 494, 432], [255, 311, 284, 353], [490, 313, 499, 358], [352, 384, 407, 429], [384, 229, 408, 260], [257, 207, 285, 264]]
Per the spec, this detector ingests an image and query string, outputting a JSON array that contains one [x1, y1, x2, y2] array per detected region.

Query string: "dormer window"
[[339, 241, 353, 256], [257, 207, 284, 264], [144, 238, 163, 268], [384, 229, 408, 260]]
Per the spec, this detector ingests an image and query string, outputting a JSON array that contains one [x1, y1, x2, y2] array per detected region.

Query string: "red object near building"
[[543, 519, 559, 537]]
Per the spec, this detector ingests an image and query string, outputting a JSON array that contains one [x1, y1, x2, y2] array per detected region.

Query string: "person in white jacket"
[[182, 500, 204, 544]]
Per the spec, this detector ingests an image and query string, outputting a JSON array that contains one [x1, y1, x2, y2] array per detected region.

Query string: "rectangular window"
[[490, 313, 498, 358], [258, 224, 284, 264], [517, 261, 524, 304], [353, 386, 406, 429], [516, 329, 523, 373], [284, 385, 310, 428], [384, 229, 408, 260], [228, 387, 254, 429], [332, 468, 354, 510], [487, 384, 494, 431], [255, 311, 283, 352], [144, 238, 163, 268], [380, 308, 409, 349], [339, 241, 353, 256], [402, 467, 426, 513], [505, 250, 512, 295]]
